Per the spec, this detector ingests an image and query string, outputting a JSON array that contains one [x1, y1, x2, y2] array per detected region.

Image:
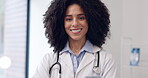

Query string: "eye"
[[79, 16, 86, 20], [65, 18, 72, 21]]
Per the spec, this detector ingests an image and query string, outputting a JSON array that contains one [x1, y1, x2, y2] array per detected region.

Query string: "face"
[[64, 4, 88, 41]]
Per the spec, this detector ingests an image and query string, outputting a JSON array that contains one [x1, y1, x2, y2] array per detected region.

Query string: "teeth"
[[71, 29, 81, 33]]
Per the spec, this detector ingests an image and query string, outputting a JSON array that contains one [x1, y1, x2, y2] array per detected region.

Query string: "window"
[[0, 0, 4, 55]]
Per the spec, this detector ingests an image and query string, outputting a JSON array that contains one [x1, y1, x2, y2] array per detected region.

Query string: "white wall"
[[102, 0, 122, 78], [141, 0, 148, 40], [28, 0, 53, 78]]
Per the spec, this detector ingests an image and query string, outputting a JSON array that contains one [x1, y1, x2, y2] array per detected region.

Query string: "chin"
[[71, 38, 81, 41], [69, 36, 85, 41]]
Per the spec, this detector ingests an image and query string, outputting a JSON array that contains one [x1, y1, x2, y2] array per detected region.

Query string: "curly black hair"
[[43, 0, 110, 52]]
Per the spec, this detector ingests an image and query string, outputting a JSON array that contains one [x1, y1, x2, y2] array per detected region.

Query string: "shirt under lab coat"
[[32, 45, 116, 78]]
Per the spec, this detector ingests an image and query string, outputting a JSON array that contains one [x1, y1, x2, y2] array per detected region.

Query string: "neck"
[[69, 39, 86, 55]]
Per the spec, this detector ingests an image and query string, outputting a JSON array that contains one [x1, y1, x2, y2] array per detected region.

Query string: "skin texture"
[[64, 4, 88, 55]]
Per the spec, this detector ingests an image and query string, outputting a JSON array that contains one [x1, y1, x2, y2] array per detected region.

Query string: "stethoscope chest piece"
[[93, 66, 101, 75]]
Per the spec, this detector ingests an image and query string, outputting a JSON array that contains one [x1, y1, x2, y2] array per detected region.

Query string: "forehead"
[[65, 4, 85, 15]]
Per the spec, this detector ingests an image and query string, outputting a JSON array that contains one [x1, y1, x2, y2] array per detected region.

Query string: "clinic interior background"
[[0, 0, 148, 78]]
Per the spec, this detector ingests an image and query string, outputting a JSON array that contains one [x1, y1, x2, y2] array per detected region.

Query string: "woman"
[[33, 0, 116, 78]]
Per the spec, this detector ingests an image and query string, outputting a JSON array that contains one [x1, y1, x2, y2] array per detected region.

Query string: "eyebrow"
[[65, 14, 85, 17]]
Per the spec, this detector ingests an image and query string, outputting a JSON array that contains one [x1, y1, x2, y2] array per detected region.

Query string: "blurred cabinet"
[[121, 0, 148, 78], [121, 37, 148, 78]]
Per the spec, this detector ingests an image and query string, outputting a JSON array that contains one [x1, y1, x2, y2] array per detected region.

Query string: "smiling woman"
[[33, 0, 116, 78], [64, 4, 88, 54]]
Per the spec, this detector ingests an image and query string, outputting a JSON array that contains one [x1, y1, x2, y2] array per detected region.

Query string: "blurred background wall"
[[28, 0, 51, 78], [0, 0, 27, 78]]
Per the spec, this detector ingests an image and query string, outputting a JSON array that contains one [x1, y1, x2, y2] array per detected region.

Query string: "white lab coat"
[[33, 46, 116, 78]]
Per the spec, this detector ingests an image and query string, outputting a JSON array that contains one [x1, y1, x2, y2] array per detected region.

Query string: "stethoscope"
[[49, 51, 100, 77]]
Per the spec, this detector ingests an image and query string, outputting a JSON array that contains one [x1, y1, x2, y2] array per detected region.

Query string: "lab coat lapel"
[[60, 53, 73, 72], [76, 52, 95, 74]]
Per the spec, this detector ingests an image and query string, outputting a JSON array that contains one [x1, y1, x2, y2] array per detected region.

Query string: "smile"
[[70, 28, 82, 33]]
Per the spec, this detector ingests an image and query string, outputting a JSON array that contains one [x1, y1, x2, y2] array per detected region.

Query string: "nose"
[[72, 18, 79, 27]]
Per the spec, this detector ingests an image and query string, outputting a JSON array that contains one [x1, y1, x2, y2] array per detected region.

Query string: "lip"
[[70, 28, 82, 34]]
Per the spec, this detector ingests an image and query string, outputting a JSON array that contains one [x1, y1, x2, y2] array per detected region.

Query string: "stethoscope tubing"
[[49, 62, 61, 74], [49, 51, 62, 75], [49, 51, 100, 76]]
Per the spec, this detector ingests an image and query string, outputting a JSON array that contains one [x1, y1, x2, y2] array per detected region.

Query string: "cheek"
[[84, 24, 88, 34], [85, 25, 88, 33], [64, 24, 70, 33], [83, 22, 88, 30], [64, 25, 68, 30], [64, 22, 70, 29]]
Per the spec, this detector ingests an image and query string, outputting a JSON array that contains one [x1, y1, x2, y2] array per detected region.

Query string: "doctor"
[[33, 0, 116, 78]]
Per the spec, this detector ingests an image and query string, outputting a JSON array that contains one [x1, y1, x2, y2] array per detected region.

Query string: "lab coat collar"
[[59, 42, 101, 75], [60, 40, 94, 55], [76, 52, 95, 75], [93, 45, 102, 53], [59, 52, 74, 73], [76, 45, 101, 75]]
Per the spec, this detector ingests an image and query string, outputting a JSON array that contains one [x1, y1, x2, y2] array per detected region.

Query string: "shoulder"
[[93, 45, 113, 60], [100, 50, 113, 60], [33, 52, 57, 78], [93, 45, 115, 66], [42, 52, 57, 64], [36, 51, 58, 71], [100, 51, 117, 78], [100, 50, 115, 69]]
